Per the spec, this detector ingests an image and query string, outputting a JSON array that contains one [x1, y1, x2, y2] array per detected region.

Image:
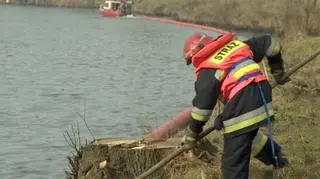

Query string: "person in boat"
[[181, 32, 290, 179]]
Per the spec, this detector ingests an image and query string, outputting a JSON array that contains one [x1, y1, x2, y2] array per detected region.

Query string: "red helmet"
[[183, 32, 214, 65]]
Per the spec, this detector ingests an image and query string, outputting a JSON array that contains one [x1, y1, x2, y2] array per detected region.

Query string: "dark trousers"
[[222, 129, 258, 179], [222, 129, 281, 179]]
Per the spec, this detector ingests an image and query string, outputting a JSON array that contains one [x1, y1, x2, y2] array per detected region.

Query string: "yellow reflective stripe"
[[252, 134, 268, 156], [229, 59, 255, 74], [224, 109, 274, 134], [266, 37, 281, 57], [232, 63, 261, 79], [214, 69, 226, 81], [209, 40, 246, 64], [191, 112, 209, 122], [192, 107, 212, 116], [223, 103, 272, 127]]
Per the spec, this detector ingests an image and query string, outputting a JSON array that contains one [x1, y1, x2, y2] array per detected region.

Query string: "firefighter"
[[181, 32, 290, 179]]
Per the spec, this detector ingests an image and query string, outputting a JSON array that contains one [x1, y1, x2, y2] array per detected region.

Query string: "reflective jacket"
[[193, 40, 267, 101], [190, 36, 275, 135]]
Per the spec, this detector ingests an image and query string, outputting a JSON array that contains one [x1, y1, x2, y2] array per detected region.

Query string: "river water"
[[0, 5, 254, 179], [0, 5, 204, 179]]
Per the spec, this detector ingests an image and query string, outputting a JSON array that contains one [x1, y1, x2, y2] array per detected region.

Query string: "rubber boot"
[[255, 138, 289, 168]]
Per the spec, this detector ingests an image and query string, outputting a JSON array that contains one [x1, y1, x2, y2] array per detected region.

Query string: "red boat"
[[99, 0, 132, 17]]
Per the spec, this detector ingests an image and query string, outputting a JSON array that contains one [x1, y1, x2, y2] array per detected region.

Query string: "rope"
[[257, 83, 279, 168]]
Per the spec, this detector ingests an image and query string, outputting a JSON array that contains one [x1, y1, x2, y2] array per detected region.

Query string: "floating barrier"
[[141, 15, 230, 34], [141, 16, 231, 142]]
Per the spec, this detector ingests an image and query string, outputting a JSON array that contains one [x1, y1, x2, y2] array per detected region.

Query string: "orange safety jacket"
[[192, 36, 267, 101]]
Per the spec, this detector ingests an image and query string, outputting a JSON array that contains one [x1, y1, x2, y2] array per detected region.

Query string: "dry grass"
[[183, 37, 320, 179], [134, 1, 320, 178], [134, 0, 320, 37], [64, 123, 86, 179], [49, 0, 319, 178], [268, 37, 320, 178]]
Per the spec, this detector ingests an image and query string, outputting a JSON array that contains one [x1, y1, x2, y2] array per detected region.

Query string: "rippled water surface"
[[0, 5, 227, 179]]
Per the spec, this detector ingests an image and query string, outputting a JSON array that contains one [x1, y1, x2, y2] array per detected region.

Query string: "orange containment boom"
[[142, 16, 232, 142], [143, 107, 193, 143], [141, 16, 231, 35]]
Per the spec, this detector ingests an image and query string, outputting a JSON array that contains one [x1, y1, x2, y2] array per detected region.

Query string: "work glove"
[[213, 115, 224, 130], [272, 69, 291, 85], [181, 126, 199, 149]]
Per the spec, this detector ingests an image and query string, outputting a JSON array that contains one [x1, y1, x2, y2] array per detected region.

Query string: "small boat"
[[99, 0, 132, 17]]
